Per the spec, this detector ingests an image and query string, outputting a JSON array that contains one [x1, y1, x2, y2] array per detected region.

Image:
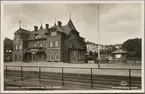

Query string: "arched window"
[[73, 52, 76, 59], [54, 52, 59, 61], [49, 53, 52, 61]]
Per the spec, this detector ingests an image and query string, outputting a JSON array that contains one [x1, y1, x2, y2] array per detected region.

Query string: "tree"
[[89, 51, 93, 56], [93, 51, 98, 57], [121, 38, 141, 58]]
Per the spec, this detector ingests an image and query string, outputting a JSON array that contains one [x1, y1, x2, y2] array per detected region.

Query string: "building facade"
[[12, 19, 86, 63], [4, 38, 13, 62], [86, 41, 98, 53]]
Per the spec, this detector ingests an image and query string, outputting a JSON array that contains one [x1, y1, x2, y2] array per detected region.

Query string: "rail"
[[4, 65, 141, 90]]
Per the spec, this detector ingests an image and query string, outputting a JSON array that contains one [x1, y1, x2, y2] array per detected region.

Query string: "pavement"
[[4, 62, 141, 77], [4, 62, 141, 69]]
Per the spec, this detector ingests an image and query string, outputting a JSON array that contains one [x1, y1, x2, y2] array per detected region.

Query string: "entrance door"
[[36, 52, 47, 62], [69, 50, 78, 63], [23, 52, 32, 62]]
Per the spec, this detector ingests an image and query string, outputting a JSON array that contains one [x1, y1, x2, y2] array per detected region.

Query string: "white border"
[[1, 0, 144, 93]]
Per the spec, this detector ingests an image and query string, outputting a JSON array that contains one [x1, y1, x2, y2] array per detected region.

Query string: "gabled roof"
[[112, 49, 127, 54], [4, 37, 12, 41], [14, 28, 30, 34], [67, 19, 76, 30], [49, 19, 78, 35], [28, 29, 47, 40]]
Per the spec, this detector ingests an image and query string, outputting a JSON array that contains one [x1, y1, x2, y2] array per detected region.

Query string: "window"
[[34, 44, 37, 48], [39, 35, 42, 38], [19, 44, 22, 49], [16, 45, 18, 50], [15, 55, 17, 61], [45, 42, 47, 48], [73, 52, 76, 59], [28, 45, 30, 48], [6, 50, 8, 52], [9, 50, 12, 52], [19, 54, 21, 60], [40, 43, 43, 47], [55, 41, 58, 47], [80, 45, 83, 49], [17, 54, 19, 60], [79, 53, 81, 60], [33, 35, 36, 39], [31, 44, 33, 48], [49, 53, 52, 61], [35, 35, 42, 39], [49, 41, 53, 47], [15, 38, 18, 43], [82, 56, 84, 59], [35, 35, 38, 39], [54, 52, 58, 61], [51, 32, 57, 36]]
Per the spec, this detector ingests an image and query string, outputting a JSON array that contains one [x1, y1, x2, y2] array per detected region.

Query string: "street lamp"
[[97, 4, 100, 68]]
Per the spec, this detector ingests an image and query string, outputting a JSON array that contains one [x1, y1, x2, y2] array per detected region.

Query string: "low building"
[[112, 49, 127, 63], [4, 38, 13, 62]]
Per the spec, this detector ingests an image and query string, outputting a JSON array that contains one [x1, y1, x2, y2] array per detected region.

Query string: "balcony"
[[28, 46, 46, 50], [27, 38, 47, 41]]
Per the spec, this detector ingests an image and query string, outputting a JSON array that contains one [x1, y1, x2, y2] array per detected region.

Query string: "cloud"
[[98, 3, 142, 44], [2, 3, 142, 45]]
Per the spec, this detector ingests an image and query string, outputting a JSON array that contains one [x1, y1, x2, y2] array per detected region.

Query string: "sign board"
[[30, 49, 38, 51], [116, 54, 121, 58]]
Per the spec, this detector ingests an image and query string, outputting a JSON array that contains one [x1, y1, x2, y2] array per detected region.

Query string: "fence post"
[[129, 69, 131, 90], [5, 66, 7, 78], [39, 67, 41, 83], [21, 66, 23, 81], [62, 68, 64, 85], [91, 68, 93, 88]]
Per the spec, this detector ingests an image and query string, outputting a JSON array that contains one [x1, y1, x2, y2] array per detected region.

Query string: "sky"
[[1, 2, 143, 45]]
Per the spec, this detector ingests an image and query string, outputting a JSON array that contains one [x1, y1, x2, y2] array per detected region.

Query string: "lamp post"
[[97, 4, 100, 68]]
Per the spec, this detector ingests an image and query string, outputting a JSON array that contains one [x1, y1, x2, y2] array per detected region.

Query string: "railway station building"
[[12, 18, 87, 63]]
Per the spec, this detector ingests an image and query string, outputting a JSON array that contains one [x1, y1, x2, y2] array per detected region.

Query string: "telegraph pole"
[[97, 4, 100, 68]]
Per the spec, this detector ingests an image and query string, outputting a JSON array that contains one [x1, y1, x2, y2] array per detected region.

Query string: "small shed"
[[112, 49, 127, 63]]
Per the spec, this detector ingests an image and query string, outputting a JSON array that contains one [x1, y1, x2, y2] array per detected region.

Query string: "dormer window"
[[51, 32, 57, 36], [35, 35, 42, 39]]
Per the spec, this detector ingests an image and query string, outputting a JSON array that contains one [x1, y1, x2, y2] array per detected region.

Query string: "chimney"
[[45, 24, 49, 29], [34, 26, 38, 31], [57, 21, 62, 27]]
